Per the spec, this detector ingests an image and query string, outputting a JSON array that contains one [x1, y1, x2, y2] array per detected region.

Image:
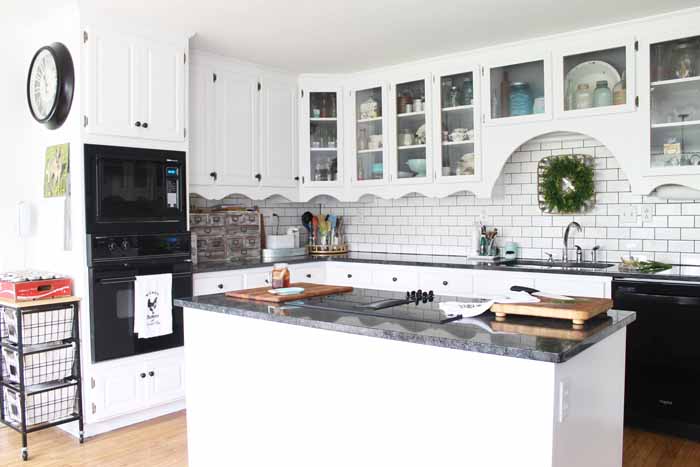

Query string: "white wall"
[[0, 2, 86, 295]]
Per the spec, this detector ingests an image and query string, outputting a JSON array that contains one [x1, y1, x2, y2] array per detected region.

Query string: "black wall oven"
[[88, 233, 192, 363], [84, 144, 187, 235]]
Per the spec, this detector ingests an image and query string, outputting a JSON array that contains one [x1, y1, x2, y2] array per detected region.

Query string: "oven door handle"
[[98, 272, 191, 285]]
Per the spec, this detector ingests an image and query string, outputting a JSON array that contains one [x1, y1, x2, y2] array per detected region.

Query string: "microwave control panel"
[[165, 166, 180, 208]]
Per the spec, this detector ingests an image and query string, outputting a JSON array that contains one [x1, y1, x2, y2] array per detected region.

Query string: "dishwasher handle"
[[615, 289, 700, 307]]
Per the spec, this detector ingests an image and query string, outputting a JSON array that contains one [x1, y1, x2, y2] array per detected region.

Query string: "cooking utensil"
[[510, 285, 574, 301], [271, 213, 280, 235]]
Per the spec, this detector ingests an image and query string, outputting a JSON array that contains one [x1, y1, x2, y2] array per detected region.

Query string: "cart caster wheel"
[[21, 449, 28, 461], [80, 434, 84, 444]]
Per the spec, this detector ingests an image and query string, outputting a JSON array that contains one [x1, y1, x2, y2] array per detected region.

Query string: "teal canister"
[[504, 242, 518, 260], [509, 82, 533, 116], [593, 80, 612, 107]]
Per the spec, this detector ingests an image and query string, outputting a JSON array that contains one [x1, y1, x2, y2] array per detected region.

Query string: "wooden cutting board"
[[225, 282, 353, 303], [490, 296, 613, 327]]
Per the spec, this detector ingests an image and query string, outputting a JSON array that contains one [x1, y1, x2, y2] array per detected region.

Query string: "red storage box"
[[0, 271, 72, 302]]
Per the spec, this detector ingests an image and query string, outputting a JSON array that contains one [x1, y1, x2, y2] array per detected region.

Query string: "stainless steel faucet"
[[563, 221, 582, 263]]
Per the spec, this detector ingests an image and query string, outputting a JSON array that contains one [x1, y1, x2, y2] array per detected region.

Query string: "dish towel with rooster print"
[[134, 273, 173, 339]]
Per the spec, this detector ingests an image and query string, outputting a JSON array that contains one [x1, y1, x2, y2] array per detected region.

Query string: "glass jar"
[[448, 86, 460, 107], [462, 78, 473, 105], [271, 263, 290, 289], [593, 80, 612, 107], [574, 84, 593, 109], [612, 72, 626, 105], [509, 82, 532, 116], [670, 41, 698, 79]]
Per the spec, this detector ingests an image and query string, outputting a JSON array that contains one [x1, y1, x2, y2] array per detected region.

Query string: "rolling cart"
[[0, 296, 84, 461]]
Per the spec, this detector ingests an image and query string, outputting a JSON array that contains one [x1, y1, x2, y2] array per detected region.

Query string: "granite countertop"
[[175, 289, 636, 364], [193, 251, 700, 282]]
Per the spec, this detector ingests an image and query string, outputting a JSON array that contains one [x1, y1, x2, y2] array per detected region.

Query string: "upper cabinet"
[[483, 52, 552, 125], [189, 53, 299, 200], [390, 74, 432, 184], [349, 83, 388, 185], [433, 66, 481, 182], [300, 88, 343, 187], [84, 28, 186, 142], [554, 37, 636, 119]]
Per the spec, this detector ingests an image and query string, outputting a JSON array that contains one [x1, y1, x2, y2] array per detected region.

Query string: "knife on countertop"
[[510, 285, 574, 301]]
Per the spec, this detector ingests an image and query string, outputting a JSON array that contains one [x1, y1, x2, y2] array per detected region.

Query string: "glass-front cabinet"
[[434, 68, 480, 181], [351, 85, 387, 184], [391, 75, 432, 183], [647, 35, 700, 170], [555, 38, 636, 118], [302, 89, 343, 185], [484, 54, 551, 125]]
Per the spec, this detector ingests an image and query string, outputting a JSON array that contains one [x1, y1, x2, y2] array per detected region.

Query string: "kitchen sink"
[[502, 259, 614, 270]]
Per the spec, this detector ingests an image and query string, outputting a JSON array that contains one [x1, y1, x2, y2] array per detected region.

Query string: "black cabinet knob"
[[218, 284, 224, 289], [306, 274, 311, 278], [142, 122, 149, 129], [265, 279, 269, 284], [347, 274, 352, 278], [149, 371, 155, 377], [443, 281, 448, 286], [255, 173, 262, 181], [134, 121, 141, 127], [210, 171, 218, 181], [294, 176, 300, 181], [140, 373, 146, 378], [392, 277, 398, 282]]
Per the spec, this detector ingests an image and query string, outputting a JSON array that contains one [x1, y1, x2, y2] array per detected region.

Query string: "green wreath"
[[540, 156, 594, 213]]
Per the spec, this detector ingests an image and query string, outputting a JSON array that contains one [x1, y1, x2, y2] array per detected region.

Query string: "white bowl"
[[406, 159, 426, 176]]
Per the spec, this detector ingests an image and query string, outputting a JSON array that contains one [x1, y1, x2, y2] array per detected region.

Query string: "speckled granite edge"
[[193, 253, 700, 282], [175, 297, 636, 364]]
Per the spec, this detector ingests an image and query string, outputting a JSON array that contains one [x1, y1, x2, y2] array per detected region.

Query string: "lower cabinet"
[[371, 266, 420, 291], [534, 275, 610, 298], [288, 263, 326, 283], [88, 349, 185, 422], [325, 262, 371, 287], [473, 271, 536, 297], [419, 268, 474, 297], [193, 272, 245, 295]]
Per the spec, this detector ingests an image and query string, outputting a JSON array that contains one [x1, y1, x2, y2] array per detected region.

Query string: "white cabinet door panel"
[[473, 271, 535, 297], [189, 65, 217, 185], [146, 355, 185, 405], [217, 70, 258, 186], [86, 30, 139, 138], [371, 267, 420, 291], [325, 263, 369, 287], [142, 41, 185, 142], [245, 270, 272, 288], [288, 264, 326, 284], [262, 74, 297, 188], [91, 362, 148, 421]]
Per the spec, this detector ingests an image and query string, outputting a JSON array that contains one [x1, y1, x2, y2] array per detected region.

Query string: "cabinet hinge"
[[90, 377, 95, 389], [257, 82, 261, 91], [213, 73, 217, 83], [635, 96, 639, 108], [83, 31, 88, 43], [634, 40, 639, 52], [184, 128, 187, 138], [482, 114, 485, 124], [301, 89, 304, 98], [83, 115, 88, 127], [302, 176, 305, 184], [91, 403, 96, 415], [432, 75, 436, 83], [184, 53, 187, 64], [481, 67, 484, 76]]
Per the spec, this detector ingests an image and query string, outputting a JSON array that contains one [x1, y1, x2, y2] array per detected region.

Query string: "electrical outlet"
[[620, 205, 638, 225], [641, 205, 654, 223], [558, 379, 571, 423]]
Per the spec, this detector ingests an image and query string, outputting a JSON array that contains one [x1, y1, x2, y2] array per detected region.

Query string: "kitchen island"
[[176, 288, 635, 467]]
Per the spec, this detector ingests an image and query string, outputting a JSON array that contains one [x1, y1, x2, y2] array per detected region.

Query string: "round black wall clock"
[[26, 42, 75, 130]]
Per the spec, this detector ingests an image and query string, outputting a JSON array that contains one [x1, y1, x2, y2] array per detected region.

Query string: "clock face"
[[28, 49, 59, 121]]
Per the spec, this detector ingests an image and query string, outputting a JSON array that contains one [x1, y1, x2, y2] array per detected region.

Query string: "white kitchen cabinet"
[[325, 262, 369, 287], [193, 272, 245, 295], [300, 86, 344, 187], [288, 263, 326, 283], [473, 270, 535, 297], [483, 51, 552, 126], [89, 349, 185, 422], [348, 81, 389, 186], [432, 65, 482, 183], [419, 268, 474, 297], [534, 275, 611, 298], [85, 28, 186, 142], [553, 36, 636, 120], [244, 269, 272, 288], [261, 73, 298, 188], [390, 72, 433, 185]]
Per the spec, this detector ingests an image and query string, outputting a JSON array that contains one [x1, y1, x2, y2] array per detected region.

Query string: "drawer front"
[[534, 277, 608, 298], [190, 214, 208, 227], [289, 265, 326, 284], [473, 271, 535, 297], [193, 274, 244, 295], [371, 267, 420, 291], [419, 269, 474, 297], [195, 226, 225, 237], [325, 264, 368, 287], [207, 214, 226, 226], [245, 271, 271, 288]]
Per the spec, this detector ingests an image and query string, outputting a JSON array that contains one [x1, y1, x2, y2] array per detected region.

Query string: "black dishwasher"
[[612, 279, 700, 440]]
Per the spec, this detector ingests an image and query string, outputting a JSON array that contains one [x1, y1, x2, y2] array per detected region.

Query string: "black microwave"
[[84, 144, 187, 234]]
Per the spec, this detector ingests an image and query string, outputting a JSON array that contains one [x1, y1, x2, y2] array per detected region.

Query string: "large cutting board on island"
[[490, 296, 613, 327], [225, 282, 353, 303]]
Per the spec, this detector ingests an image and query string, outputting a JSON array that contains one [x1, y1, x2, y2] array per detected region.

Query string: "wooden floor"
[[1, 411, 699, 466]]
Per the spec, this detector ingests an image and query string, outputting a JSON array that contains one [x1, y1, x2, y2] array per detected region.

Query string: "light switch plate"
[[620, 205, 638, 225]]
